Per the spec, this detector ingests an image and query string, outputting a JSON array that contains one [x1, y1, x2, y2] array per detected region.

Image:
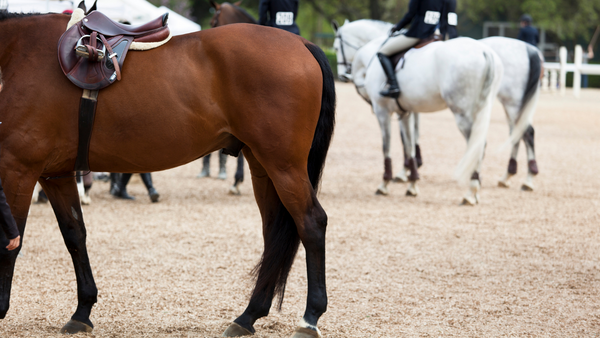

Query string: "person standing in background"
[[517, 14, 539, 46], [258, 0, 300, 35]]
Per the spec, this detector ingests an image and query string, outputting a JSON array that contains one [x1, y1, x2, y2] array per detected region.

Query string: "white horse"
[[333, 20, 542, 196]]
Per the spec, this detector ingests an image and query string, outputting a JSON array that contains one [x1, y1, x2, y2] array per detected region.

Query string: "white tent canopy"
[[5, 0, 200, 35]]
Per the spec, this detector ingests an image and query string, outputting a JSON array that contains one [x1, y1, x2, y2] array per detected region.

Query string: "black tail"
[[520, 44, 542, 115], [250, 42, 336, 310]]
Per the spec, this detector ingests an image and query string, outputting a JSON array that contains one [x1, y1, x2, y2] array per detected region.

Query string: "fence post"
[[573, 45, 582, 98], [559, 46, 567, 96]]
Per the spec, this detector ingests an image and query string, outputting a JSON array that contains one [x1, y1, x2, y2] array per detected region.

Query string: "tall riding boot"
[[198, 154, 211, 178], [140, 173, 160, 203], [377, 53, 400, 98], [109, 173, 121, 196], [218, 150, 227, 180], [117, 173, 135, 200]]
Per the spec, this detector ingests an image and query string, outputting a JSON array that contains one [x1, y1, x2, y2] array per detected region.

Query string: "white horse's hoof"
[[228, 186, 241, 195], [81, 193, 91, 205], [498, 180, 510, 188], [405, 184, 419, 197], [521, 182, 534, 191], [393, 174, 408, 183], [375, 187, 389, 195], [461, 196, 478, 206]]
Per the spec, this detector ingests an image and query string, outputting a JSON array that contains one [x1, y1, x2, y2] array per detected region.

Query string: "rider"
[[258, 0, 300, 35], [0, 177, 20, 251], [517, 14, 539, 46], [377, 0, 446, 98], [440, 0, 457, 40]]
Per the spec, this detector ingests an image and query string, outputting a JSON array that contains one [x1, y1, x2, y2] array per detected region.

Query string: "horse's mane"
[[0, 11, 46, 21], [230, 4, 257, 24]]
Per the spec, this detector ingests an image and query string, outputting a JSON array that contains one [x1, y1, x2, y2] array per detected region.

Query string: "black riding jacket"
[[394, 0, 446, 39], [0, 177, 18, 240], [518, 25, 539, 46], [258, 0, 300, 35], [440, 0, 458, 39]]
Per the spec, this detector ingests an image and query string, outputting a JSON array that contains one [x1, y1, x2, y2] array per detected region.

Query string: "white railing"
[[542, 45, 600, 97]]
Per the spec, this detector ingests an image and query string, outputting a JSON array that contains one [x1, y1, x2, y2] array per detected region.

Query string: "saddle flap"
[[58, 22, 133, 90]]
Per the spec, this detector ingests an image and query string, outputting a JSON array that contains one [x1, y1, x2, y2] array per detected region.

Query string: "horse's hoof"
[[228, 186, 241, 195], [521, 183, 534, 191], [405, 188, 418, 197], [461, 197, 477, 206], [222, 322, 253, 337], [375, 188, 388, 196], [81, 194, 91, 205], [218, 172, 227, 180], [497, 180, 510, 188], [393, 174, 408, 183], [291, 327, 322, 338], [59, 319, 93, 334]]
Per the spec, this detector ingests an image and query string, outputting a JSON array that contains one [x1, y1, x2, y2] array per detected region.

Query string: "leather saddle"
[[58, 11, 170, 90], [391, 34, 442, 70]]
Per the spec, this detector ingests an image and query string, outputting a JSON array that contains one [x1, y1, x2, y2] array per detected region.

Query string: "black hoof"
[[148, 188, 160, 203], [59, 319, 93, 334]]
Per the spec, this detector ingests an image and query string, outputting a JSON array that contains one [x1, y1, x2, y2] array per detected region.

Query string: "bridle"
[[335, 32, 361, 75], [211, 9, 221, 28]]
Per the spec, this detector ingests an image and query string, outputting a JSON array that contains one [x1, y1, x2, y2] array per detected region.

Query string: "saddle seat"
[[83, 11, 169, 43], [391, 34, 442, 70]]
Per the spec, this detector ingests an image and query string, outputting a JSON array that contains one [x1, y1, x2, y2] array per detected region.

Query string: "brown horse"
[[209, 1, 257, 27], [0, 11, 335, 338]]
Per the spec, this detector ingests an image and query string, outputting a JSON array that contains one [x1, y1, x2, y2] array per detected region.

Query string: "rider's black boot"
[[117, 173, 135, 200], [140, 173, 160, 203], [377, 53, 400, 98]]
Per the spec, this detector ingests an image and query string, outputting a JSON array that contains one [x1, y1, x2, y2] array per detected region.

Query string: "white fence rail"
[[542, 45, 600, 97]]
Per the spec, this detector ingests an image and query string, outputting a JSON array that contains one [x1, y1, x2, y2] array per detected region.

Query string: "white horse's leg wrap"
[[498, 172, 514, 188], [521, 172, 535, 191], [376, 180, 390, 195], [462, 179, 480, 205], [406, 180, 419, 196]]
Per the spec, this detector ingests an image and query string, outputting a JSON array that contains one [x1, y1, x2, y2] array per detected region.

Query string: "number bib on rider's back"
[[424, 11, 440, 25], [276, 12, 294, 26]]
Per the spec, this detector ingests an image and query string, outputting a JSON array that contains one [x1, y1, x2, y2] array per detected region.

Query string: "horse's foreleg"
[[521, 125, 538, 191], [375, 108, 393, 195], [394, 124, 409, 183], [39, 177, 97, 334], [0, 169, 37, 319], [400, 113, 419, 197]]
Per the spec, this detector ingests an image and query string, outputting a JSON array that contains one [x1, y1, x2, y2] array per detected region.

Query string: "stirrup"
[[380, 86, 400, 98]]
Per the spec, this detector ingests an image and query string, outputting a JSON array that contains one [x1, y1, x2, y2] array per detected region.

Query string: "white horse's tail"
[[505, 44, 543, 147], [454, 49, 499, 184]]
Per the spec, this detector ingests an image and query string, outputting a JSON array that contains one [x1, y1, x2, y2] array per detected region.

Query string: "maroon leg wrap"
[[528, 160, 539, 175], [384, 157, 393, 181], [471, 172, 480, 182], [508, 158, 517, 174], [408, 158, 419, 181]]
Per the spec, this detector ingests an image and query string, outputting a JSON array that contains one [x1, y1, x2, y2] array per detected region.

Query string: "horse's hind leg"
[[521, 125, 538, 191], [224, 148, 327, 338], [498, 140, 519, 188], [39, 177, 97, 333], [228, 154, 245, 196]]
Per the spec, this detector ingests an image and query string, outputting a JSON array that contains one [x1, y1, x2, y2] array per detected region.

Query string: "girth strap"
[[74, 89, 98, 171]]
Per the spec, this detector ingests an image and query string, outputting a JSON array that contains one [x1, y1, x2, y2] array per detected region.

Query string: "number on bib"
[[276, 12, 294, 26], [424, 11, 440, 25]]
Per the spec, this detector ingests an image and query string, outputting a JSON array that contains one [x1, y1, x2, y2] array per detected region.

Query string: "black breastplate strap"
[[74, 89, 98, 171]]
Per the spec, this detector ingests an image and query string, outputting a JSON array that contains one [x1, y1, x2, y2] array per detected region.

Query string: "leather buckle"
[[75, 34, 106, 60]]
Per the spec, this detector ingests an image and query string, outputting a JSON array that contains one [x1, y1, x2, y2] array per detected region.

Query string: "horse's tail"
[[454, 48, 500, 184], [251, 42, 336, 310], [506, 44, 542, 147]]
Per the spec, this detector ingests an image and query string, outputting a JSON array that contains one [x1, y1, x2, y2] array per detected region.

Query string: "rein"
[[335, 32, 361, 74]]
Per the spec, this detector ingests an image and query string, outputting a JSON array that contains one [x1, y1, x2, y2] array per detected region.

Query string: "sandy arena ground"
[[1, 83, 599, 337]]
